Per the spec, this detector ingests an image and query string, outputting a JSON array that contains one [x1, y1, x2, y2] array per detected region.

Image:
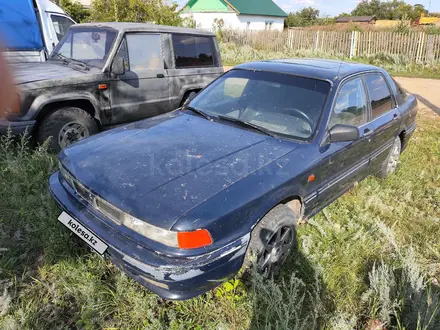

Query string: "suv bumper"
[[49, 172, 249, 300], [0, 118, 36, 135]]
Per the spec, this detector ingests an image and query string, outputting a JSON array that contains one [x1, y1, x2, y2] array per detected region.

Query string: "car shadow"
[[412, 93, 440, 116]]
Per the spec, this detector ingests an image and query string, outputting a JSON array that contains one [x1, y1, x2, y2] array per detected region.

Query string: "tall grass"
[[0, 110, 439, 329]]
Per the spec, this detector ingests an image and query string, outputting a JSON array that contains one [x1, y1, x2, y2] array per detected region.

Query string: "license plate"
[[58, 212, 108, 255]]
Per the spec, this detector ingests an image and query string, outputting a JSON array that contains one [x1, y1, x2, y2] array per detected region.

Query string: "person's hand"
[[0, 50, 19, 118]]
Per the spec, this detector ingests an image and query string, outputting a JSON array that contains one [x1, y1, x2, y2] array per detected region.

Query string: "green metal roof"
[[227, 0, 287, 17], [182, 0, 287, 17]]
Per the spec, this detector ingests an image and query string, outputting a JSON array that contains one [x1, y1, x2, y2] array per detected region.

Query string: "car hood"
[[59, 111, 299, 230], [11, 61, 89, 85]]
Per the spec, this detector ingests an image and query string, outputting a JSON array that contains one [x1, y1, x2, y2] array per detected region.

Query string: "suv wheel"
[[38, 107, 99, 152], [377, 136, 402, 178], [244, 204, 298, 277]]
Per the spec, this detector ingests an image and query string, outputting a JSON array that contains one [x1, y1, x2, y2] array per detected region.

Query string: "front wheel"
[[37, 107, 99, 152], [377, 136, 402, 178], [244, 204, 298, 277]]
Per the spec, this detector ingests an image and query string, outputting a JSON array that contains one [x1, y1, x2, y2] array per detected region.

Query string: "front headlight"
[[58, 162, 213, 249]]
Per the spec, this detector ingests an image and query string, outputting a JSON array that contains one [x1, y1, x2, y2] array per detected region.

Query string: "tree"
[[285, 7, 320, 27], [53, 0, 90, 23], [351, 0, 428, 22], [89, 0, 183, 26]]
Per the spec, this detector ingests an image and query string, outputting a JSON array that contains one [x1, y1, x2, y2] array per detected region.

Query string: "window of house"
[[126, 34, 164, 71], [265, 21, 274, 30], [172, 34, 215, 68], [330, 78, 367, 128], [365, 74, 394, 119], [246, 22, 251, 30]]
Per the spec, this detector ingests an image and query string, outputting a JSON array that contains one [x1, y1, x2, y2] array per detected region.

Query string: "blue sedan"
[[49, 59, 418, 300]]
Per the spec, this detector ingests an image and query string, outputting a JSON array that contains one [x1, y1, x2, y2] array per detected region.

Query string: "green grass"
[[0, 111, 440, 329], [220, 42, 440, 80]]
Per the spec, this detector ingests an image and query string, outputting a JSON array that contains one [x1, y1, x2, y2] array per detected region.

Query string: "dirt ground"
[[223, 66, 440, 119], [395, 77, 440, 119]]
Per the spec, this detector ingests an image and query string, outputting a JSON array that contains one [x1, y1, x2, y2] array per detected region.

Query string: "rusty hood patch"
[[59, 111, 298, 230]]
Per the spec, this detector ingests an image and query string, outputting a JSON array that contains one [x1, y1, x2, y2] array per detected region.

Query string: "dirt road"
[[223, 66, 439, 119], [395, 77, 440, 119]]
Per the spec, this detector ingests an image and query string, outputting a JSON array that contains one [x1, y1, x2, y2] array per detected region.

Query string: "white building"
[[180, 0, 287, 31], [76, 0, 91, 9]]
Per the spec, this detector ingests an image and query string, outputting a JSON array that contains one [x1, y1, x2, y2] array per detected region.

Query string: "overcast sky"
[[177, 0, 440, 17]]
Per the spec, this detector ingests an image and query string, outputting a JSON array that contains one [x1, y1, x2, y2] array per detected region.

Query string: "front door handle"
[[393, 113, 400, 120], [364, 128, 374, 137], [156, 73, 165, 78]]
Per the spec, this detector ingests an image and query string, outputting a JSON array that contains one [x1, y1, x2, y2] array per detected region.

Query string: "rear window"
[[172, 34, 215, 68]]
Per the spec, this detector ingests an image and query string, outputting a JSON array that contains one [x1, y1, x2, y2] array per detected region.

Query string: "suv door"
[[318, 76, 373, 207], [167, 34, 220, 109], [110, 34, 170, 124], [364, 73, 401, 173]]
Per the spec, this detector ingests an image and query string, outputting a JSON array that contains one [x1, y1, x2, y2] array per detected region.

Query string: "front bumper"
[[0, 118, 36, 135], [49, 172, 249, 300]]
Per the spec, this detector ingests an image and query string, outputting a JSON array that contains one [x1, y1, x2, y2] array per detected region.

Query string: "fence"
[[220, 29, 440, 63]]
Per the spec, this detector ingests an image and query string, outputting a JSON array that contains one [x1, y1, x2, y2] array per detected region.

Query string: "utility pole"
[[428, 0, 432, 13]]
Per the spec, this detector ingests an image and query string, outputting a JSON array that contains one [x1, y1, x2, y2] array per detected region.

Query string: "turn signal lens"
[[177, 229, 213, 249]]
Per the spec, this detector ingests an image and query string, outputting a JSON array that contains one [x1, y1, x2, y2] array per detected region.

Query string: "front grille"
[[95, 197, 123, 225]]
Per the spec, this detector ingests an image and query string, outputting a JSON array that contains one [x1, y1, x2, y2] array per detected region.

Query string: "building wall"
[[77, 0, 91, 8], [181, 12, 284, 31]]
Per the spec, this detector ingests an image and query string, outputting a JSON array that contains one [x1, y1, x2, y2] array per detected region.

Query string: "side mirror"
[[111, 57, 125, 75], [184, 91, 197, 107], [328, 124, 360, 143]]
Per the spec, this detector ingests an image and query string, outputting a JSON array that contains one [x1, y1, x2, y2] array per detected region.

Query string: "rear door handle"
[[156, 73, 165, 78], [393, 113, 400, 120]]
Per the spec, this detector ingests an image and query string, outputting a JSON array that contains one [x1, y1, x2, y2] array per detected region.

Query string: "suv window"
[[330, 78, 367, 128], [365, 74, 393, 119], [126, 34, 163, 71], [51, 15, 75, 41], [172, 35, 215, 68]]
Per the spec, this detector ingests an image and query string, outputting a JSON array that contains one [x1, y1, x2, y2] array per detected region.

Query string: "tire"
[[37, 107, 99, 153], [180, 91, 197, 107], [244, 204, 298, 277], [377, 136, 402, 178]]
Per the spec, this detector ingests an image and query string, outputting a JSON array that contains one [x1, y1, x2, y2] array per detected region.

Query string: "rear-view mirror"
[[328, 124, 360, 143], [111, 57, 125, 75]]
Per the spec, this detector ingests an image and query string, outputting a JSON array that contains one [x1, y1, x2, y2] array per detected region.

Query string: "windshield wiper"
[[217, 115, 277, 138], [184, 106, 213, 121], [52, 53, 69, 65], [51, 53, 89, 70]]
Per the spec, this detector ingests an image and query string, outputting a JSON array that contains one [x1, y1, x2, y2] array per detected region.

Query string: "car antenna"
[[336, 60, 343, 80]]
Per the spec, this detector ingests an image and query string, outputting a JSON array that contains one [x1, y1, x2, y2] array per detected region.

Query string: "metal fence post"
[[314, 31, 320, 51], [349, 31, 355, 58]]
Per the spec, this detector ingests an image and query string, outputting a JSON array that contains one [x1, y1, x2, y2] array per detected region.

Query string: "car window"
[[330, 78, 367, 128], [392, 78, 407, 105], [126, 34, 163, 71], [189, 69, 331, 140], [172, 35, 215, 68], [365, 74, 394, 119], [51, 15, 75, 41], [115, 38, 130, 72]]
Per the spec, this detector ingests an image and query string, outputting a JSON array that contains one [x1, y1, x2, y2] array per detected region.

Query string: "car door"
[[363, 73, 401, 173], [317, 76, 374, 207], [110, 33, 170, 125]]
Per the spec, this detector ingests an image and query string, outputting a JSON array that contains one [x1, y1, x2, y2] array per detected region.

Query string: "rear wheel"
[[37, 107, 99, 152], [377, 136, 402, 178], [244, 204, 298, 277]]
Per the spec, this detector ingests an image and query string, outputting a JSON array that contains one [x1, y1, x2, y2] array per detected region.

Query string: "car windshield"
[[188, 69, 331, 140], [50, 28, 117, 69]]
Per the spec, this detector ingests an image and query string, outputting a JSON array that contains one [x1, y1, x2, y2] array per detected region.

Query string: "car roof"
[[234, 59, 383, 82], [71, 22, 215, 37]]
